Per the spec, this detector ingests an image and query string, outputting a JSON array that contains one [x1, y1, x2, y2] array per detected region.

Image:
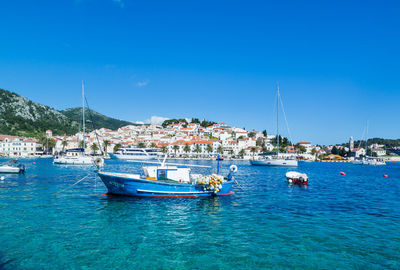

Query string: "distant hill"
[[60, 108, 134, 132], [0, 87, 133, 137], [341, 138, 400, 148]]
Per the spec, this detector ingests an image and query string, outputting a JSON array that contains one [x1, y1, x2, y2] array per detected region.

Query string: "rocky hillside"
[[0, 88, 133, 137], [0, 88, 78, 136]]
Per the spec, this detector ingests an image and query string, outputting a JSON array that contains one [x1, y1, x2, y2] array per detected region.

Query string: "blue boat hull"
[[98, 172, 234, 197]]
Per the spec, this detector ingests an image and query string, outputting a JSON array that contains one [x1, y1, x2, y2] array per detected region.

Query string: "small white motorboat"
[[285, 171, 308, 185], [0, 160, 25, 174]]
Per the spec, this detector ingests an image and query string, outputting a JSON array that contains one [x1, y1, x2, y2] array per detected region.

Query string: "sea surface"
[[0, 158, 399, 269]]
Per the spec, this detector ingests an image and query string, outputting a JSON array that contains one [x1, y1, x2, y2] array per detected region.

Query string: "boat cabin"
[[143, 165, 191, 183]]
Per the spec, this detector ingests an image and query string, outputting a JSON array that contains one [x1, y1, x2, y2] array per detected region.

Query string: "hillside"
[[341, 138, 400, 148], [0, 88, 78, 136], [0, 88, 133, 137], [60, 108, 134, 131]]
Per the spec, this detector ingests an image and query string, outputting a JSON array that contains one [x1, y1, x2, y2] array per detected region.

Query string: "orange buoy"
[[33, 162, 36, 164], [340, 172, 346, 176], [383, 174, 388, 178]]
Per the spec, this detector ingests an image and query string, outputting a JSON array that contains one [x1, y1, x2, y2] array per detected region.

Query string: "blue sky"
[[0, 0, 399, 145]]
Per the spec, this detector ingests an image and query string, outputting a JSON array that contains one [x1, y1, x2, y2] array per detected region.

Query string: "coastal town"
[[0, 120, 396, 161]]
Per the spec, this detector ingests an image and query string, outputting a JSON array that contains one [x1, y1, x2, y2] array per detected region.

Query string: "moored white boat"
[[53, 82, 103, 167], [250, 157, 298, 167], [0, 160, 25, 173], [250, 84, 298, 167], [109, 146, 162, 160], [285, 171, 308, 185]]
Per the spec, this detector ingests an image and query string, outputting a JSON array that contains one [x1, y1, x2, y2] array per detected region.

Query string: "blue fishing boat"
[[97, 160, 238, 198]]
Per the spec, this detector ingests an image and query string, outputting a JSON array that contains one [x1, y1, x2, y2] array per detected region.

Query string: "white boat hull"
[[250, 159, 298, 167], [0, 165, 21, 173], [110, 154, 158, 160], [54, 156, 103, 166]]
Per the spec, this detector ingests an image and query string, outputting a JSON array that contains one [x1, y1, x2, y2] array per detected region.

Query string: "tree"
[[239, 149, 246, 157], [298, 145, 306, 154], [184, 144, 191, 154], [173, 145, 179, 155], [331, 146, 338, 155], [62, 140, 68, 152], [194, 144, 202, 154], [248, 131, 256, 138], [256, 138, 264, 147], [79, 140, 85, 148], [206, 144, 213, 154], [138, 142, 145, 148], [150, 142, 157, 148], [262, 146, 268, 153], [113, 143, 122, 152], [311, 148, 317, 155], [262, 130, 267, 137], [250, 147, 257, 156], [217, 145, 223, 154], [161, 145, 167, 153], [47, 138, 56, 151], [91, 143, 99, 153], [103, 140, 110, 154], [191, 118, 200, 124]]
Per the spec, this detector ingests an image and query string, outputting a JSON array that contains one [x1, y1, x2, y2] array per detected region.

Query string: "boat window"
[[158, 170, 167, 180]]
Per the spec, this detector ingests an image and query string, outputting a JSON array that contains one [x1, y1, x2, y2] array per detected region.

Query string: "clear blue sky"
[[0, 0, 399, 145]]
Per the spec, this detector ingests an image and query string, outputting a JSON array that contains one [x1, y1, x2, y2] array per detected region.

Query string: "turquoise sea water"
[[0, 158, 399, 269]]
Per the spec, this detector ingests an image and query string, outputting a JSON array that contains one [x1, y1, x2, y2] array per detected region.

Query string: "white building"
[[0, 135, 40, 157]]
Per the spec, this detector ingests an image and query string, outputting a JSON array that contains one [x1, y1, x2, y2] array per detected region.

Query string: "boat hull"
[[0, 166, 21, 173], [54, 156, 103, 166], [250, 159, 298, 167], [108, 153, 158, 160], [98, 171, 234, 197]]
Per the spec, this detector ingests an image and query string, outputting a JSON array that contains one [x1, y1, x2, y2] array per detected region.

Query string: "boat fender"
[[383, 174, 388, 178], [230, 165, 238, 173], [340, 172, 346, 176], [94, 158, 103, 168]]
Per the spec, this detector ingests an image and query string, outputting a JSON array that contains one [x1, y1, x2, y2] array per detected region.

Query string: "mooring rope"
[[234, 179, 248, 191], [52, 174, 93, 196]]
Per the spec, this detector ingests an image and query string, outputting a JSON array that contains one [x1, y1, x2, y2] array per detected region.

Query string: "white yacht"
[[250, 84, 298, 167], [251, 155, 298, 167], [109, 146, 163, 161], [54, 82, 103, 167]]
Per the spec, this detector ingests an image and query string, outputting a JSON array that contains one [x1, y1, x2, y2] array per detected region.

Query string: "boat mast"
[[276, 83, 280, 156], [82, 81, 85, 151], [365, 120, 368, 157]]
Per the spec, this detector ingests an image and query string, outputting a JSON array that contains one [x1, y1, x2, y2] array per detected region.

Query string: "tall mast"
[[82, 81, 85, 150], [276, 83, 280, 156], [365, 120, 368, 157]]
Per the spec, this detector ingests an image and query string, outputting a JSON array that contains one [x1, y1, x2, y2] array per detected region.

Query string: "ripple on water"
[[0, 159, 399, 269]]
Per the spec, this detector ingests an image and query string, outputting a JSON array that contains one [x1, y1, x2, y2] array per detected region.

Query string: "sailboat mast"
[[82, 81, 85, 150], [277, 83, 280, 156], [365, 120, 368, 157]]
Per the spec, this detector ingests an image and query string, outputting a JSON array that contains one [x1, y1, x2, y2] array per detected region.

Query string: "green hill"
[[60, 108, 134, 132]]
